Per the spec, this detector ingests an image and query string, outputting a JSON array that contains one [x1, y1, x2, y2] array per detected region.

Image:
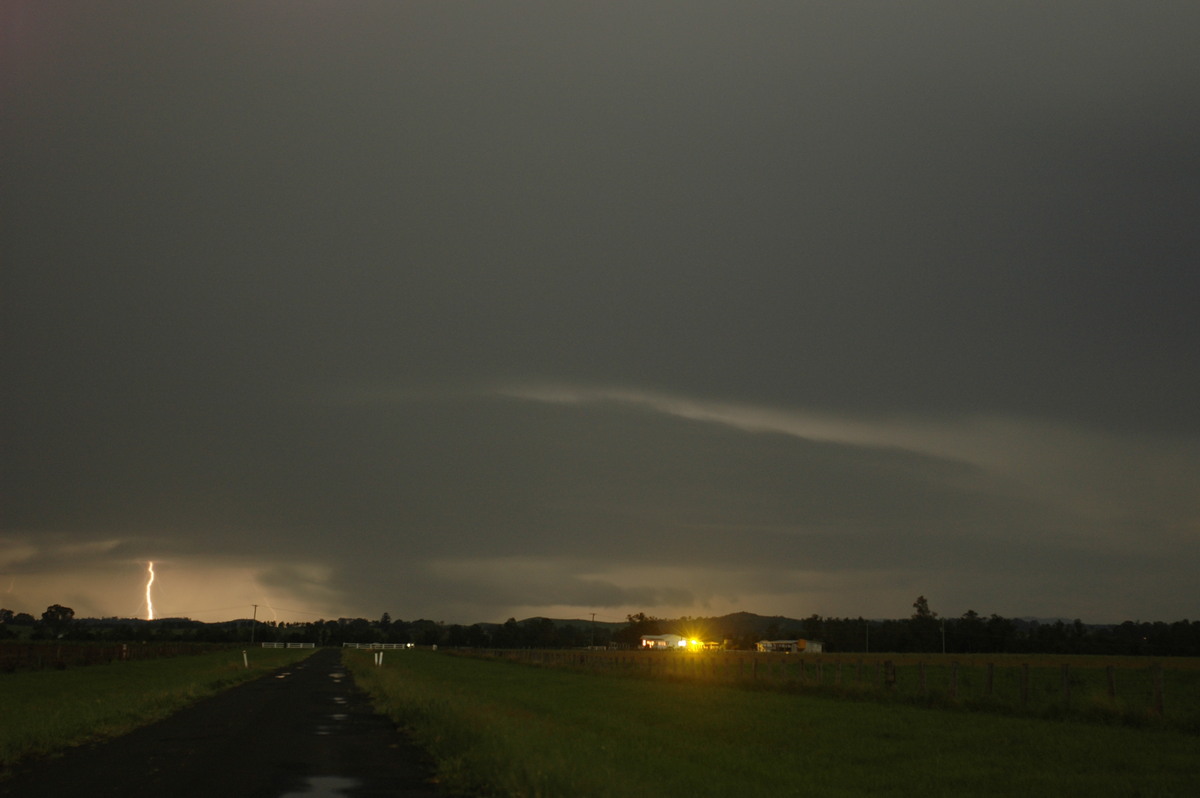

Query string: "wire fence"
[[452, 648, 1199, 731], [0, 641, 238, 672]]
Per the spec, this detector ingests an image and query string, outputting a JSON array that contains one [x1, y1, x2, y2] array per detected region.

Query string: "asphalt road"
[[0, 648, 442, 798]]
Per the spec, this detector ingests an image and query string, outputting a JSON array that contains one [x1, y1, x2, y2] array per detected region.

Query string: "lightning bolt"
[[145, 561, 156, 621]]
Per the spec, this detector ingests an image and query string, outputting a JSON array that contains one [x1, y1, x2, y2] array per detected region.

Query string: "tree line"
[[4, 599, 1200, 656]]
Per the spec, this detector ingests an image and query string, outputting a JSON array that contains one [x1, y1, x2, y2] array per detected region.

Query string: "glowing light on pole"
[[145, 561, 156, 621]]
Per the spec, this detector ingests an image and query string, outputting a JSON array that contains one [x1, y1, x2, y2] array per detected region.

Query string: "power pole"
[[250, 604, 258, 644]]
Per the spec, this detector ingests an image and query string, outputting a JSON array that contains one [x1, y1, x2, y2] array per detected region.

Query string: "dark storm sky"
[[3, 1, 1198, 624]]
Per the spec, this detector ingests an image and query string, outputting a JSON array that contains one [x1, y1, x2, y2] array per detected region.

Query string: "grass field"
[[487, 650, 1200, 732], [347, 649, 1200, 797], [0, 646, 315, 770]]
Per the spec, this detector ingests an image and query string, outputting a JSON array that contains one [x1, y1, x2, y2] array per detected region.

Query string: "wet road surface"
[[0, 648, 440, 797]]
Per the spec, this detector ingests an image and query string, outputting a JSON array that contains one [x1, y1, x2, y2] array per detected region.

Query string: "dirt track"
[[0, 648, 441, 797]]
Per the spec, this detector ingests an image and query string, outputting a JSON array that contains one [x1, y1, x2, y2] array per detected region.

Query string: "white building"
[[756, 639, 823, 653], [640, 634, 686, 649]]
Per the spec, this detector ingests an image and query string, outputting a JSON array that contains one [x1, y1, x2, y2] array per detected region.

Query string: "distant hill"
[[538, 617, 627, 631], [499, 617, 625, 631]]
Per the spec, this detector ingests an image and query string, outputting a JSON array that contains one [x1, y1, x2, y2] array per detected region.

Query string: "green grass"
[[488, 650, 1200, 731], [347, 649, 1200, 797], [0, 646, 315, 770]]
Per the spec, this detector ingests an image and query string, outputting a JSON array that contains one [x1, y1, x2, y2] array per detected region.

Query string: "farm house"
[[755, 639, 823, 653], [640, 634, 686, 649]]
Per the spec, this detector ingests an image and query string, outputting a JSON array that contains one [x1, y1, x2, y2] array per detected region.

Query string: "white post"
[[242, 650, 249, 669]]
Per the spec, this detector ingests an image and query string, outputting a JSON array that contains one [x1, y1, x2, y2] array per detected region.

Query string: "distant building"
[[640, 633, 686, 649], [756, 638, 823, 653]]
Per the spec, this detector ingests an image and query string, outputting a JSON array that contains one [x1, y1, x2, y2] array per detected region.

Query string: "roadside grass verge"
[[0, 646, 314, 770], [347, 649, 1200, 798]]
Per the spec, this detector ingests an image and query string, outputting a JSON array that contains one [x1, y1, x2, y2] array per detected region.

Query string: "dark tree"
[[802, 614, 824, 642], [613, 613, 663, 647], [986, 613, 1017, 652], [521, 617, 558, 648], [465, 623, 491, 647], [41, 604, 75, 628], [959, 609, 985, 653], [908, 596, 940, 652], [492, 618, 522, 648], [444, 624, 471, 647]]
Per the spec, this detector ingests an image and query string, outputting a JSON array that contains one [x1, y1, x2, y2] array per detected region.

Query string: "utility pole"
[[250, 604, 258, 644]]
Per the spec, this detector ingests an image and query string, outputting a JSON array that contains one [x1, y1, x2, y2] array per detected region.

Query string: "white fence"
[[260, 642, 316, 648], [342, 642, 414, 650]]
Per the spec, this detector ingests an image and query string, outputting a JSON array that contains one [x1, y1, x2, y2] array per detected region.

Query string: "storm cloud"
[[3, 2, 1198, 624]]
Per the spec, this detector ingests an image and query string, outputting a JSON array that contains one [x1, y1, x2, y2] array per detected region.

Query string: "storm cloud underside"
[[3, 2, 1198, 623]]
